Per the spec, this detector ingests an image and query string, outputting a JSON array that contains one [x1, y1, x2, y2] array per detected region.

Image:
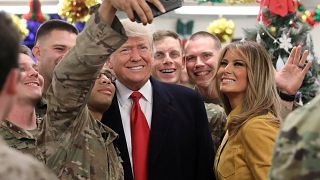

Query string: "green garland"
[[244, 7, 319, 104]]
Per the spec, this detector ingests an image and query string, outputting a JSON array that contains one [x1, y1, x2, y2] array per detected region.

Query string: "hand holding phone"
[[134, 0, 183, 23]]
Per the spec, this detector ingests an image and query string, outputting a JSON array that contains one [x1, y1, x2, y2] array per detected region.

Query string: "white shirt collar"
[[116, 80, 152, 106]]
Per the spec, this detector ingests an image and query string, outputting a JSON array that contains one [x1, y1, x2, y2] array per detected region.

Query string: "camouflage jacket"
[[0, 137, 57, 180], [194, 87, 227, 154], [36, 11, 127, 180], [0, 120, 37, 156], [35, 98, 47, 125], [269, 94, 320, 180], [204, 102, 227, 155]]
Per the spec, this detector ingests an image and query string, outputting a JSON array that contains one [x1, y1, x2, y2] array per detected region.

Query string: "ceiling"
[[0, 0, 318, 15], [0, 0, 319, 8]]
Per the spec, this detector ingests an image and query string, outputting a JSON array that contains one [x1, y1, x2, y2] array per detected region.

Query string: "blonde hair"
[[120, 19, 153, 44], [216, 41, 281, 137]]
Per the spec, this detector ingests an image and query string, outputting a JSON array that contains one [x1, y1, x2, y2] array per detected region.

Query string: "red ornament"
[[293, 0, 299, 9], [262, 0, 296, 17], [307, 16, 315, 26], [311, 10, 316, 17], [181, 38, 188, 48], [23, 0, 47, 22], [291, 22, 298, 29]]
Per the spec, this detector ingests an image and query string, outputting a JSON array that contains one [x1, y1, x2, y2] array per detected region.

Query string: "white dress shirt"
[[115, 80, 153, 168]]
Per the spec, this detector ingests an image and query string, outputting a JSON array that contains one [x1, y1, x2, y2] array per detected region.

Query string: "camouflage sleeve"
[[269, 95, 320, 180], [279, 101, 302, 120], [45, 12, 127, 134], [0, 138, 57, 180], [206, 103, 227, 154]]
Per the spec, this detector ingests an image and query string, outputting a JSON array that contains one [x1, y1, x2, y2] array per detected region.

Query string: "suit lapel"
[[148, 78, 175, 166]]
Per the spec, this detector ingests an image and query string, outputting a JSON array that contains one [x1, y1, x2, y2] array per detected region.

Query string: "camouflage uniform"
[[0, 137, 57, 180], [35, 98, 47, 127], [269, 94, 320, 180], [36, 10, 127, 180], [0, 120, 37, 156], [205, 102, 227, 155], [194, 87, 227, 154]]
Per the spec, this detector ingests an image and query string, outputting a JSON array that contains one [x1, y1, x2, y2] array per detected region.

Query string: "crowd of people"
[[0, 0, 319, 179]]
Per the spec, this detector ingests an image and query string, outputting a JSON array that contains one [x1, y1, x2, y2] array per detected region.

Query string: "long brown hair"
[[216, 41, 281, 137]]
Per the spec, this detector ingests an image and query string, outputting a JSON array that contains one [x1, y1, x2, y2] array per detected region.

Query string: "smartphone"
[[134, 0, 183, 23]]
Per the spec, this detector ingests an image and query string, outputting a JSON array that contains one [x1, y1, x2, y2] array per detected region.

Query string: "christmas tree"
[[244, 0, 319, 104]]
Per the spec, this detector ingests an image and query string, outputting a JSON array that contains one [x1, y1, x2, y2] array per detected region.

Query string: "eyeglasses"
[[96, 70, 116, 82]]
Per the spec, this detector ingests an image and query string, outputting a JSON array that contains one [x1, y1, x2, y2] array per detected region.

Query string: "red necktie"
[[130, 91, 150, 180]]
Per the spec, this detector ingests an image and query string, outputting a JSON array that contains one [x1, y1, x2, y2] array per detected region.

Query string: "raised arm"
[[45, 1, 127, 134], [275, 46, 311, 117]]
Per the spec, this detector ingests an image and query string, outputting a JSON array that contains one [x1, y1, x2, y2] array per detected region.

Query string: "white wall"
[[152, 14, 320, 58]]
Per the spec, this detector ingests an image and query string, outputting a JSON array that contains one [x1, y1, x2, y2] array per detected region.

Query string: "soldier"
[[151, 30, 184, 84], [37, 0, 165, 179], [32, 19, 78, 119], [151, 31, 226, 155], [0, 45, 44, 156], [269, 94, 320, 179], [0, 11, 57, 180], [269, 48, 318, 180], [184, 31, 227, 154]]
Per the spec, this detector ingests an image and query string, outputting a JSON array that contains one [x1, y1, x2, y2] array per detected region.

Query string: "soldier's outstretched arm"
[[42, 5, 127, 138]]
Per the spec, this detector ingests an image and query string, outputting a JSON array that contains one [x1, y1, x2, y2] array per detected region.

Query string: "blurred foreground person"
[[0, 11, 56, 180], [269, 47, 317, 180], [1, 45, 44, 156]]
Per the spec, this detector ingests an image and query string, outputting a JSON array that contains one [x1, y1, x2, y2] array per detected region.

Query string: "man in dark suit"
[[102, 19, 215, 180]]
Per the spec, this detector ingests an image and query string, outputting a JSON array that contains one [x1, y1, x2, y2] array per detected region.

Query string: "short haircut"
[[19, 45, 33, 58], [153, 30, 183, 52], [121, 19, 153, 44], [189, 31, 221, 50], [35, 19, 78, 43], [0, 12, 20, 90]]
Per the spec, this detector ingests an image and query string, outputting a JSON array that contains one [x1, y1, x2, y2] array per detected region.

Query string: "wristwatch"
[[278, 91, 296, 102]]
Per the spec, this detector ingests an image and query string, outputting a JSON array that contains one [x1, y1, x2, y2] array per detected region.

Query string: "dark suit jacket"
[[102, 77, 215, 180]]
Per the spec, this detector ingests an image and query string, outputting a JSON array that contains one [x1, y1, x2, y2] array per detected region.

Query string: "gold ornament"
[[305, 10, 311, 17], [11, 14, 29, 40], [58, 0, 98, 23], [301, 14, 307, 22], [207, 17, 235, 43], [270, 26, 276, 32]]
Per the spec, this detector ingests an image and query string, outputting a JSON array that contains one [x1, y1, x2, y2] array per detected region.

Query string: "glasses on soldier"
[[96, 70, 116, 82]]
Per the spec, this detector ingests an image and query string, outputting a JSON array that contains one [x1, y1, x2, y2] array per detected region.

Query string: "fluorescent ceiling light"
[[175, 5, 260, 16], [0, 5, 58, 14]]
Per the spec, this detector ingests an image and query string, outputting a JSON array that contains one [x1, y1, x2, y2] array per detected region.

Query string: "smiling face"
[[34, 29, 77, 87], [87, 66, 116, 114], [185, 36, 220, 88], [217, 49, 248, 107], [109, 36, 152, 90], [17, 53, 44, 103], [152, 37, 183, 84]]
